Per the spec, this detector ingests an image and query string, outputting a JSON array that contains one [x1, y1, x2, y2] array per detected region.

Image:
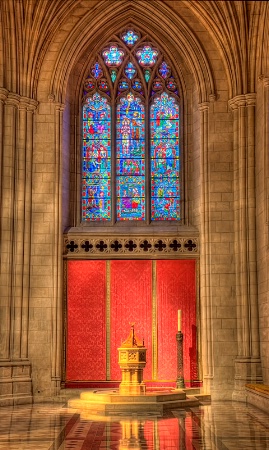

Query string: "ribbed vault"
[[1, 1, 268, 100], [183, 0, 269, 95], [43, 0, 216, 104]]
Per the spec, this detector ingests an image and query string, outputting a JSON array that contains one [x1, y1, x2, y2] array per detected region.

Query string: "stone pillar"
[[0, 89, 37, 405], [199, 101, 214, 393], [229, 94, 263, 401], [51, 102, 65, 395]]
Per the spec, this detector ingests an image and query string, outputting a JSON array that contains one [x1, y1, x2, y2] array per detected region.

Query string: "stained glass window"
[[82, 30, 181, 223], [116, 94, 145, 220], [150, 93, 180, 220], [82, 94, 111, 220]]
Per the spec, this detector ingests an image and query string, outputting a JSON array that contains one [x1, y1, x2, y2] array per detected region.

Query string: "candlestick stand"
[[176, 331, 185, 389]]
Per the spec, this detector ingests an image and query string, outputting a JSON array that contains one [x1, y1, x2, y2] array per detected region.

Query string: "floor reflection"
[[0, 401, 269, 449]]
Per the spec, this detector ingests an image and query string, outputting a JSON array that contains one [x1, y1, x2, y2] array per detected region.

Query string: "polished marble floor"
[[0, 400, 269, 449]]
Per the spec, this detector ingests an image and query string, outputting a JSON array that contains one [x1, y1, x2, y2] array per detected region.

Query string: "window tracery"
[[82, 28, 181, 222]]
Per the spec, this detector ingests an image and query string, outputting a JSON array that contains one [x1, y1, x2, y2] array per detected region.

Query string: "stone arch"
[[36, 1, 216, 105]]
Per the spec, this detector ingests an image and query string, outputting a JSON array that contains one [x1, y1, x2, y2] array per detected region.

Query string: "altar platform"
[[68, 388, 210, 416]]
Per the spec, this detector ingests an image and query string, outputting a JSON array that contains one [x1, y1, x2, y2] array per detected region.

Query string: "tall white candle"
[[178, 310, 181, 332]]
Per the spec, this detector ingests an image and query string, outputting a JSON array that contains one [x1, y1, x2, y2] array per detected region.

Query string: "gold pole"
[[152, 260, 157, 380]]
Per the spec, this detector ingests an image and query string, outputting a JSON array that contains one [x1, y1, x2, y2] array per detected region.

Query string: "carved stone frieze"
[[63, 235, 199, 257]]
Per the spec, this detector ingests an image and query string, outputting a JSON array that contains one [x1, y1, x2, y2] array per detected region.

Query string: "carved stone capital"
[[209, 93, 217, 102], [48, 93, 55, 102], [198, 102, 209, 112], [0, 88, 9, 103], [245, 93, 256, 107], [55, 102, 65, 112], [228, 94, 246, 111], [229, 93, 256, 111], [5, 93, 20, 108], [18, 96, 38, 112], [258, 74, 269, 87]]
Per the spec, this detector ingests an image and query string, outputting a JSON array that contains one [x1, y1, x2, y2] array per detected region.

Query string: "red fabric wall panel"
[[110, 260, 152, 380], [157, 260, 196, 381], [66, 260, 106, 380]]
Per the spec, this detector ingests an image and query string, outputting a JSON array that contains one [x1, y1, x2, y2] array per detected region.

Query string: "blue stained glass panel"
[[119, 80, 129, 90], [117, 158, 145, 176], [125, 62, 136, 79], [102, 46, 124, 67], [82, 93, 111, 220], [151, 197, 180, 220], [132, 79, 143, 91], [122, 30, 139, 46], [150, 93, 180, 220], [152, 79, 163, 91], [91, 62, 103, 79], [116, 94, 145, 220], [151, 158, 180, 177], [151, 176, 179, 197], [136, 46, 158, 66], [117, 176, 145, 220], [159, 61, 170, 79]]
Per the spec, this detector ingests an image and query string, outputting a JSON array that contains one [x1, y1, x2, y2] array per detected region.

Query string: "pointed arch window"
[[82, 29, 181, 222]]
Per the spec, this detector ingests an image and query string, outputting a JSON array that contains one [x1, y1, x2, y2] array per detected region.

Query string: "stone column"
[[229, 94, 262, 401], [199, 101, 214, 393], [0, 92, 18, 363], [0, 88, 10, 362], [51, 102, 65, 395], [0, 90, 37, 405]]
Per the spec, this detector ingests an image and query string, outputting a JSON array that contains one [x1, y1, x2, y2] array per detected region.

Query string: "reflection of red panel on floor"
[[66, 260, 197, 384]]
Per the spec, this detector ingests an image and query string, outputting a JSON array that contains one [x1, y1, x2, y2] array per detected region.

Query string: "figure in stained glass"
[[82, 93, 111, 220], [116, 93, 145, 220], [150, 93, 180, 220]]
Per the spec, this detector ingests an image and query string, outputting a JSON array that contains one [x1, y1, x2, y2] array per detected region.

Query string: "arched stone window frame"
[[79, 27, 184, 228]]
